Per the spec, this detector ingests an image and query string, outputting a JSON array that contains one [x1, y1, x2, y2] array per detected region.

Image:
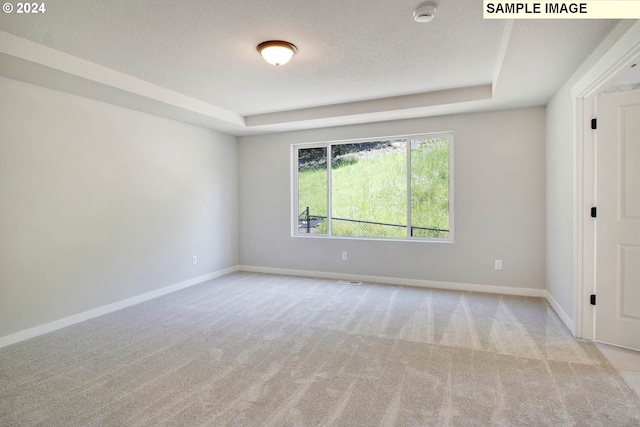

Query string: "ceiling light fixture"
[[257, 40, 298, 66], [413, 4, 437, 23]]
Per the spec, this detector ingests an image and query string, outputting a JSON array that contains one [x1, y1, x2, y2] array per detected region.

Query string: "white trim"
[[581, 96, 596, 341], [573, 96, 585, 339], [546, 290, 575, 334], [0, 266, 239, 349], [406, 139, 411, 239], [594, 340, 640, 353], [327, 144, 333, 236], [572, 21, 640, 99], [447, 133, 456, 241], [572, 21, 640, 340], [290, 234, 454, 244], [291, 144, 297, 236], [239, 265, 545, 297]]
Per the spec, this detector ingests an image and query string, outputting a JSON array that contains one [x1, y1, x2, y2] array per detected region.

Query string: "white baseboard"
[[239, 265, 546, 298], [545, 290, 575, 335], [0, 265, 239, 349]]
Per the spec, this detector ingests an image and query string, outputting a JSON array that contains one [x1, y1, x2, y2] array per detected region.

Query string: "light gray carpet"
[[1, 272, 639, 426]]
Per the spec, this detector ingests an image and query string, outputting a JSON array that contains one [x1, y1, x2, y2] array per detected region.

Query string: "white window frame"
[[291, 132, 455, 243]]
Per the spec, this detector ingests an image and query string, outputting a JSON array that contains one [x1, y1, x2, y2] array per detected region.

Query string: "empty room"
[[1, 2, 640, 426]]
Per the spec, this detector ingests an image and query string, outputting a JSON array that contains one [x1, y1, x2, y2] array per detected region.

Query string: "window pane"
[[298, 147, 328, 234], [410, 136, 450, 238], [331, 140, 407, 238]]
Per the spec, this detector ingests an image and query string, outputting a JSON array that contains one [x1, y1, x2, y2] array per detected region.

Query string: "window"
[[293, 133, 453, 241]]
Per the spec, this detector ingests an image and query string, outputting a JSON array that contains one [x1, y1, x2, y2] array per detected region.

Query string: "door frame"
[[572, 21, 640, 340]]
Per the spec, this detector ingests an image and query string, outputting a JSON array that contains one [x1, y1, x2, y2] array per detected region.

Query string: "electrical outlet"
[[495, 260, 502, 270], [192, 255, 198, 265], [342, 251, 347, 261]]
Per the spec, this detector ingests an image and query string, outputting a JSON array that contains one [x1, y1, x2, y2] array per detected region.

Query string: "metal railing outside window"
[[298, 207, 448, 239]]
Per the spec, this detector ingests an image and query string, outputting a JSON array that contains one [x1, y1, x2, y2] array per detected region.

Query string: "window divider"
[[406, 140, 412, 239], [293, 145, 301, 235], [327, 144, 333, 236]]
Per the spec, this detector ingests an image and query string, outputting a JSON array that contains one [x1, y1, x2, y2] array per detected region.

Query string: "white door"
[[595, 90, 640, 350], [595, 89, 640, 350]]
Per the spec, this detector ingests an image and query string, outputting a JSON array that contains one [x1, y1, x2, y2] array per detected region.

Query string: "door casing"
[[572, 21, 640, 340]]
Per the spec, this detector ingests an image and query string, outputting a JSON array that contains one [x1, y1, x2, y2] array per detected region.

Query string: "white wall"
[[239, 107, 546, 290], [545, 88, 575, 319], [545, 20, 636, 323], [0, 77, 238, 338]]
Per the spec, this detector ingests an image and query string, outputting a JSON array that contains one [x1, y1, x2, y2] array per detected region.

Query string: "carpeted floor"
[[1, 272, 639, 426]]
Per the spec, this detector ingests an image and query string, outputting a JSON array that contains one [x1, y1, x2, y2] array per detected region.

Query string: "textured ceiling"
[[0, 1, 621, 135]]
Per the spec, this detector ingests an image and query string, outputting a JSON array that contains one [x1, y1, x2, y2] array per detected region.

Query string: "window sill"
[[291, 234, 454, 244]]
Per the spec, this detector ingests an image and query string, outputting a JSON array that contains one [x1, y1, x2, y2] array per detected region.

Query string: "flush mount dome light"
[[257, 40, 298, 66], [413, 5, 436, 22]]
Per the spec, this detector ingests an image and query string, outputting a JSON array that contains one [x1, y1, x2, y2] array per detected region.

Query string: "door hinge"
[[591, 207, 597, 218], [591, 118, 597, 129], [590, 294, 596, 306]]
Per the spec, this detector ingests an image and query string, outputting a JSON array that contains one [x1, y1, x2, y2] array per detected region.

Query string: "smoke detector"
[[413, 5, 436, 23]]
